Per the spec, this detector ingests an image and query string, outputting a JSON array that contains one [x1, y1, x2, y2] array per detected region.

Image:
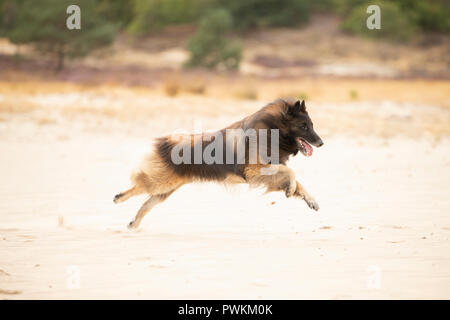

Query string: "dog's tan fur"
[[114, 98, 322, 229]]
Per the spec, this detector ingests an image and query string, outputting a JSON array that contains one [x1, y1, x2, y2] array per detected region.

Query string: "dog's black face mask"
[[287, 100, 323, 157]]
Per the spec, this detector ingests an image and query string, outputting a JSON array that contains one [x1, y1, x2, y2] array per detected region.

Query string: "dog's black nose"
[[316, 140, 323, 147]]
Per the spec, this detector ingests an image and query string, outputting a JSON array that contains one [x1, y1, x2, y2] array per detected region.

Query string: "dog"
[[114, 98, 323, 229]]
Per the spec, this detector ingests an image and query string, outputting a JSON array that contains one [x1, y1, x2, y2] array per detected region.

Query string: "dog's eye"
[[301, 124, 308, 131]]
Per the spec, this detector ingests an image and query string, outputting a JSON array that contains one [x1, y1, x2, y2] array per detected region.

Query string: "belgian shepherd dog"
[[114, 98, 323, 229]]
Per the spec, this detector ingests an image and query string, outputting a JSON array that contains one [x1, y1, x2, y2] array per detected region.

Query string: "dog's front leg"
[[294, 181, 319, 211]]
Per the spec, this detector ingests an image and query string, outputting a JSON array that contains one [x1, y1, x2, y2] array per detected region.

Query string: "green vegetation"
[[337, 0, 449, 39], [96, 0, 134, 28], [298, 92, 309, 101], [234, 87, 258, 100], [185, 9, 242, 70], [0, 0, 448, 69], [2, 0, 118, 70], [395, 0, 450, 32], [127, 0, 316, 34], [341, 1, 416, 42], [218, 0, 311, 30], [349, 89, 359, 100], [0, 0, 20, 37], [128, 0, 208, 35]]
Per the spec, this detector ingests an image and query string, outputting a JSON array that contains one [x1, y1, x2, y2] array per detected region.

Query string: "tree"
[[0, 0, 22, 37], [5, 0, 118, 70], [96, 0, 134, 28], [341, 1, 416, 42], [128, 0, 208, 36], [218, 0, 311, 31], [185, 9, 242, 70]]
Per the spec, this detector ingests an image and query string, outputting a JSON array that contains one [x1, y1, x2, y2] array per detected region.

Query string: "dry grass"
[[0, 79, 449, 139], [183, 77, 207, 95], [36, 117, 57, 126], [243, 78, 450, 108], [234, 87, 258, 100], [1, 75, 449, 108], [0, 81, 91, 95], [0, 97, 37, 113], [61, 105, 122, 119], [163, 76, 181, 97], [280, 91, 309, 101], [349, 89, 359, 100]]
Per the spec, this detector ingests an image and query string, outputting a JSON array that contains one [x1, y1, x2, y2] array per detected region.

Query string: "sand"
[[0, 92, 449, 299]]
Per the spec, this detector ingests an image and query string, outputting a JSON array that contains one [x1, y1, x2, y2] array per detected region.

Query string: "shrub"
[[349, 89, 359, 100], [335, 0, 367, 17], [341, 1, 416, 42], [97, 0, 134, 28], [185, 9, 242, 70], [128, 0, 208, 35], [0, 0, 19, 37], [310, 0, 337, 12], [184, 77, 207, 94], [218, 0, 311, 30], [396, 0, 450, 32], [5, 0, 118, 70], [338, 0, 449, 34], [163, 76, 181, 97], [298, 92, 309, 101], [234, 87, 258, 100]]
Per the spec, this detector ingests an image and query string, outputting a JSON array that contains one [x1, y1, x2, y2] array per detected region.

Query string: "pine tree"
[[4, 0, 118, 70]]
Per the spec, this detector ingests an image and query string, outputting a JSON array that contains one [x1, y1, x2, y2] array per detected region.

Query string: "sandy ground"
[[1, 91, 450, 299]]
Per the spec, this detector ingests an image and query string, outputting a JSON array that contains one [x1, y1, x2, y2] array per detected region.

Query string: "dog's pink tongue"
[[301, 140, 313, 157]]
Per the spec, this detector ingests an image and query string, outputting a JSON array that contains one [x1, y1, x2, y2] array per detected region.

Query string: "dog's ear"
[[300, 100, 306, 112], [288, 100, 301, 116], [288, 100, 304, 115]]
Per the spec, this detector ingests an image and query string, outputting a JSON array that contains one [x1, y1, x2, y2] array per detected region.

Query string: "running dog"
[[114, 98, 323, 229]]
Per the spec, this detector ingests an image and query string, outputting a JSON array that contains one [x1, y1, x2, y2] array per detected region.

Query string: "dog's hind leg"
[[293, 181, 319, 211], [113, 186, 141, 204], [127, 189, 177, 229]]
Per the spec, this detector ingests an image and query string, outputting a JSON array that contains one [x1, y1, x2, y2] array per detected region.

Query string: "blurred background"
[[0, 0, 449, 137], [0, 0, 450, 299]]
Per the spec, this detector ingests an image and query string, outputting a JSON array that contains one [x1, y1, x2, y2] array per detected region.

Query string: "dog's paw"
[[113, 193, 122, 204], [127, 220, 138, 230], [305, 197, 319, 211]]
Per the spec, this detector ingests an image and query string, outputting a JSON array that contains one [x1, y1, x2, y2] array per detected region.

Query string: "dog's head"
[[285, 100, 323, 157]]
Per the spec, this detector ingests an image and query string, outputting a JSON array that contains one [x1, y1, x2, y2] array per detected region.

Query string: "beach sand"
[[1, 92, 449, 299]]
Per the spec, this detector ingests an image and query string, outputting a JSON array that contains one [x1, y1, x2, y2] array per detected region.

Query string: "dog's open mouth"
[[298, 138, 313, 157]]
